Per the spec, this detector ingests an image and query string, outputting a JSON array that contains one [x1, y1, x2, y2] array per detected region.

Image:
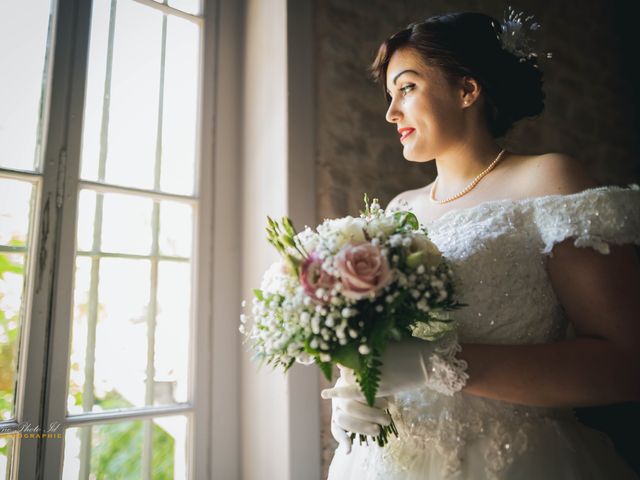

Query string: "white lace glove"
[[329, 376, 392, 454], [321, 333, 468, 401]]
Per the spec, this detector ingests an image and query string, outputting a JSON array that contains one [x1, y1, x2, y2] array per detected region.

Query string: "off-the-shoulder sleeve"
[[532, 184, 640, 255]]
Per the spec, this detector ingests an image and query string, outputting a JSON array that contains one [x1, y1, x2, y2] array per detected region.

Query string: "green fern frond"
[[356, 351, 382, 407]]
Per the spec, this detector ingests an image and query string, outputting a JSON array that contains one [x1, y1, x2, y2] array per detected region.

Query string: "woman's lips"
[[399, 128, 415, 142]]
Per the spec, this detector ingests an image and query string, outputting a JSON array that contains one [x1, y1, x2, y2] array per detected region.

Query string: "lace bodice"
[[379, 185, 640, 478]]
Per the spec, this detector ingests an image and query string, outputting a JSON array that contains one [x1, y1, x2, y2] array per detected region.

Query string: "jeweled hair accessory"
[[492, 6, 553, 64]]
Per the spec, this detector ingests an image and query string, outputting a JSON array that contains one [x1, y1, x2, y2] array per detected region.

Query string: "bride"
[[321, 11, 640, 480]]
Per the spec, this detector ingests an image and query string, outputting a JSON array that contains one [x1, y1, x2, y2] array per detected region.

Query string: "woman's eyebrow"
[[386, 69, 420, 93]]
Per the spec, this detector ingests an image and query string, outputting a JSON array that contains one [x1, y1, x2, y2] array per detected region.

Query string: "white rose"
[[366, 216, 397, 237], [322, 216, 366, 249]]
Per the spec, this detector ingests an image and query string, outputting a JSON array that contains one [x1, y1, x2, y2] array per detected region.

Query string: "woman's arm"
[[460, 240, 640, 407]]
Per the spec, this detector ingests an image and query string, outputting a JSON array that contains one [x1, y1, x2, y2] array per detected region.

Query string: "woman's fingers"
[[330, 419, 352, 455], [321, 384, 364, 400], [339, 398, 391, 426], [334, 408, 381, 437], [321, 384, 394, 400], [373, 397, 390, 409], [337, 365, 357, 384]]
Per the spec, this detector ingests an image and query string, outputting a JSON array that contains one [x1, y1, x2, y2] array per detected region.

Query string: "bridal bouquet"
[[240, 195, 463, 446]]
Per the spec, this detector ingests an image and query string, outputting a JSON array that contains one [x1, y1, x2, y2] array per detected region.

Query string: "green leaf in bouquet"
[[253, 289, 264, 301], [332, 345, 362, 371], [279, 233, 296, 249], [387, 326, 403, 341], [282, 216, 300, 239], [283, 357, 296, 372], [318, 362, 333, 382], [284, 253, 301, 277], [410, 319, 455, 341], [393, 211, 419, 230], [405, 251, 424, 269], [362, 193, 370, 216], [368, 311, 395, 354]]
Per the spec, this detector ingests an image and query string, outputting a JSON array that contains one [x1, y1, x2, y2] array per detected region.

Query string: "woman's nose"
[[385, 100, 401, 124]]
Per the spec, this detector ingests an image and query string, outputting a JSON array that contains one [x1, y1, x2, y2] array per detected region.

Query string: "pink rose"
[[299, 252, 337, 303], [335, 242, 393, 300]]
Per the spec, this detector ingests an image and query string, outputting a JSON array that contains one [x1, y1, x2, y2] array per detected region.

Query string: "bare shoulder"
[[514, 152, 601, 197], [385, 185, 426, 211]]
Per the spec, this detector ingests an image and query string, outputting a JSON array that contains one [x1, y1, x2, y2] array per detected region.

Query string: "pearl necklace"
[[429, 149, 507, 204]]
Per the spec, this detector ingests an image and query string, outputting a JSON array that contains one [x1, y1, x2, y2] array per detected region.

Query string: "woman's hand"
[[329, 376, 392, 454], [322, 335, 467, 401]]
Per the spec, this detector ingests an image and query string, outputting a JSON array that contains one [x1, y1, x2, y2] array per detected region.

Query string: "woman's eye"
[[400, 84, 414, 96], [386, 84, 414, 102]]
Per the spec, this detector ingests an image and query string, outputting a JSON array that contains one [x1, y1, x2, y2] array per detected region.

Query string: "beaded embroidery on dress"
[[327, 185, 640, 480]]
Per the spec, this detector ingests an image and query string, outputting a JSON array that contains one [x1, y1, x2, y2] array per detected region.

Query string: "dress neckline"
[[422, 184, 631, 228]]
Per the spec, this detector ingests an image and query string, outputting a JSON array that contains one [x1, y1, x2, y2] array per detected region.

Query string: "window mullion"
[[142, 12, 167, 478], [76, 0, 116, 475]]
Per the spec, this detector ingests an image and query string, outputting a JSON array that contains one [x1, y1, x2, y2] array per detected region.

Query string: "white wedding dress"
[[327, 185, 640, 480]]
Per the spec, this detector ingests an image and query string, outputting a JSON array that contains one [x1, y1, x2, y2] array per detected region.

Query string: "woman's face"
[[385, 48, 465, 162]]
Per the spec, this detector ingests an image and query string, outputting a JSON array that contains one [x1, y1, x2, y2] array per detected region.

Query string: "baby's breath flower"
[[311, 316, 320, 334], [358, 345, 370, 355]]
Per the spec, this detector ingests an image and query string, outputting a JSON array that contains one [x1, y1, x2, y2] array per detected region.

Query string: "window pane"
[[0, 435, 14, 479], [68, 257, 91, 414], [79, 0, 111, 182], [0, 179, 33, 247], [62, 415, 188, 479], [75, 189, 96, 252], [0, 253, 25, 421], [81, 0, 163, 189], [0, 178, 37, 422], [155, 261, 191, 405], [0, 1, 53, 172], [76, 190, 154, 256], [160, 15, 200, 195], [69, 257, 151, 413], [101, 193, 153, 255], [159, 201, 193, 258], [168, 0, 201, 15]]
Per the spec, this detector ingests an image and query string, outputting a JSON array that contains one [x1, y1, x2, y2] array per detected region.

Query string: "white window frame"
[[0, 0, 219, 478]]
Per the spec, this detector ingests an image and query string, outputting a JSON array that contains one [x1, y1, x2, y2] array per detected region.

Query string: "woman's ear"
[[460, 76, 481, 107]]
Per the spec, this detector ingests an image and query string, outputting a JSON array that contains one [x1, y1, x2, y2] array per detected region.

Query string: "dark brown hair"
[[370, 12, 545, 137]]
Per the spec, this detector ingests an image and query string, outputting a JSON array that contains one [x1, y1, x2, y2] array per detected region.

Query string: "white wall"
[[240, 0, 320, 479], [210, 0, 244, 478], [210, 0, 319, 476], [240, 0, 290, 476]]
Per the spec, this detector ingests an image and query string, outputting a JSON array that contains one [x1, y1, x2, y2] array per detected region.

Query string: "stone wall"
[[313, 0, 639, 477]]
